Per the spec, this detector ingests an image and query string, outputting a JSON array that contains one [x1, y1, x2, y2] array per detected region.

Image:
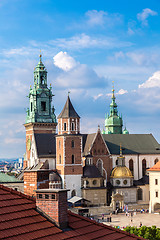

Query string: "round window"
[[123, 180, 127, 185], [86, 180, 89, 185], [116, 180, 120, 185], [93, 180, 97, 185]]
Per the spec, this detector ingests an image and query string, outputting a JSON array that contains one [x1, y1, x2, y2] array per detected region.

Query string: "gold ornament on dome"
[[111, 166, 133, 178]]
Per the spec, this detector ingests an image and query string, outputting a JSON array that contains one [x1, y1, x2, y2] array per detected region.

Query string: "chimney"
[[35, 189, 69, 229]]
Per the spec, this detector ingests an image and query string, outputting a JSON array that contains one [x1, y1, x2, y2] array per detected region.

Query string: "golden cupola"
[[111, 166, 133, 178], [110, 144, 133, 186]]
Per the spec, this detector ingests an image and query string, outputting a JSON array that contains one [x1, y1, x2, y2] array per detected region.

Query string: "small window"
[[71, 140, 74, 148], [52, 194, 55, 200], [72, 155, 75, 164], [71, 122, 74, 131], [59, 155, 61, 164], [116, 160, 118, 165], [64, 123, 66, 131], [59, 140, 61, 149], [38, 194, 42, 199], [14, 188, 17, 191], [116, 180, 120, 185], [155, 179, 158, 185], [45, 194, 49, 199], [156, 191, 158, 198], [31, 102, 32, 112], [41, 101, 46, 111], [137, 188, 143, 200], [123, 180, 127, 185], [93, 180, 97, 185]]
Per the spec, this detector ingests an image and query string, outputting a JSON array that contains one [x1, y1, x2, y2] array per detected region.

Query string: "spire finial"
[[39, 49, 42, 62], [120, 143, 122, 156], [112, 81, 115, 99], [68, 91, 70, 96]]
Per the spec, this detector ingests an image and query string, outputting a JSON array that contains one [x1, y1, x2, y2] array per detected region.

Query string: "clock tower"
[[24, 54, 57, 168]]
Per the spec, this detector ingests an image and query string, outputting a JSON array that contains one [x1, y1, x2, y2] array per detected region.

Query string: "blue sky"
[[0, 0, 160, 157]]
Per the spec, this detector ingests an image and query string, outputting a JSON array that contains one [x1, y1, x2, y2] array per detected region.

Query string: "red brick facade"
[[90, 131, 112, 181], [24, 170, 50, 197], [36, 189, 68, 229], [58, 118, 80, 135], [56, 135, 83, 176]]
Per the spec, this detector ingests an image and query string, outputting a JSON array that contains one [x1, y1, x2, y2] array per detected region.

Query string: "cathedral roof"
[[83, 165, 103, 178], [34, 133, 56, 158], [83, 133, 160, 156], [103, 134, 160, 155], [58, 96, 80, 119]]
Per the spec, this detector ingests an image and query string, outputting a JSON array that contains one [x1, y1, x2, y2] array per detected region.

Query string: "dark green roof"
[[0, 173, 22, 183], [102, 134, 160, 154], [58, 96, 80, 119]]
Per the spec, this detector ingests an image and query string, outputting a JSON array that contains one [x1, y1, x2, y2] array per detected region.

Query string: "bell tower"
[[104, 83, 123, 134], [56, 95, 83, 198], [24, 54, 57, 168]]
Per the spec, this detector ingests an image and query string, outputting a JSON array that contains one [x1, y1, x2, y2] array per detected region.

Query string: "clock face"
[[27, 138, 31, 151]]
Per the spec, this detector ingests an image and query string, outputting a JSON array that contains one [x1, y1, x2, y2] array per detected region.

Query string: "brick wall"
[[24, 171, 37, 196], [90, 131, 112, 181], [36, 190, 68, 229]]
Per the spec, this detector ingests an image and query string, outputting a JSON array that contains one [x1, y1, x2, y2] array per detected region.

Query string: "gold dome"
[[111, 166, 133, 178]]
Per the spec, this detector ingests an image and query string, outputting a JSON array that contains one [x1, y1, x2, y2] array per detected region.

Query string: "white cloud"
[[117, 89, 128, 95], [49, 33, 132, 50], [85, 10, 107, 26], [137, 8, 158, 26], [53, 51, 78, 72], [93, 93, 103, 100], [52, 52, 107, 89], [139, 71, 160, 88]]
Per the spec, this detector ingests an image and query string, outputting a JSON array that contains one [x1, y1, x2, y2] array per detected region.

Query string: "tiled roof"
[[58, 96, 80, 119], [0, 184, 144, 239], [148, 160, 160, 171]]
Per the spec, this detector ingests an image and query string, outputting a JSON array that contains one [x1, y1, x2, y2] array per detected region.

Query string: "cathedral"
[[23, 55, 160, 207]]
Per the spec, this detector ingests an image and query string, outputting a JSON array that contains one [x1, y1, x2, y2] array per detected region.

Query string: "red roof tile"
[[0, 184, 144, 240], [148, 160, 160, 171]]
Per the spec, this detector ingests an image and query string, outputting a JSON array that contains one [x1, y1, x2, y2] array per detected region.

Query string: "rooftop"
[[0, 184, 144, 239]]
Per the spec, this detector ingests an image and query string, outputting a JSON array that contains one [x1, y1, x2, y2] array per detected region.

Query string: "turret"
[[104, 83, 123, 134]]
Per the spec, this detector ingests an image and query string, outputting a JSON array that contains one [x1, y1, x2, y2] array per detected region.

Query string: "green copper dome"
[[104, 84, 123, 134], [123, 127, 129, 134], [25, 54, 57, 124]]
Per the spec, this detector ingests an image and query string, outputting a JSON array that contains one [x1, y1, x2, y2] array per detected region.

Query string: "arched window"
[[59, 140, 61, 149], [142, 159, 146, 177], [129, 159, 134, 176], [137, 188, 143, 200], [64, 123, 66, 131], [72, 155, 75, 164], [71, 122, 74, 131], [59, 155, 61, 164], [71, 190, 76, 197], [155, 159, 159, 165], [71, 140, 74, 148], [97, 159, 103, 175]]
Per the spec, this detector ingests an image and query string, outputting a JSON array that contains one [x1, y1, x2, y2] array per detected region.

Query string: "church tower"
[[24, 54, 57, 168], [56, 95, 83, 198], [104, 84, 123, 134]]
